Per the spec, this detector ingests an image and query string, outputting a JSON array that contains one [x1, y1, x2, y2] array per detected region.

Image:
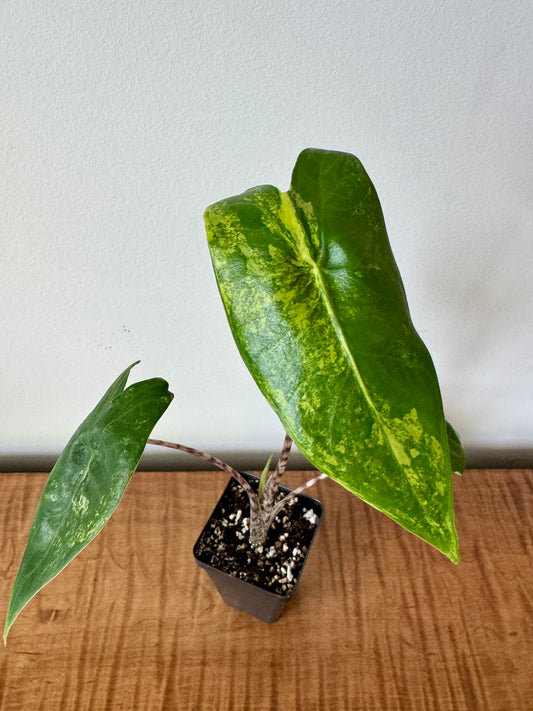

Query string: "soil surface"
[[194, 474, 322, 595]]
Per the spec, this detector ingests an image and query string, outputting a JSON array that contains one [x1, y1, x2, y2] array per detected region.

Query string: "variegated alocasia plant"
[[4, 147, 464, 643]]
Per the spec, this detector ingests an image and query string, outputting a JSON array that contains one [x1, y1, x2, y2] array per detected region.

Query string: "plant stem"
[[147, 438, 269, 546], [265, 472, 328, 529], [147, 437, 327, 548], [146, 438, 258, 510]]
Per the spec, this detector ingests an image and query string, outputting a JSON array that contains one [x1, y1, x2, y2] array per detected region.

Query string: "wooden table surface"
[[0, 469, 531, 711]]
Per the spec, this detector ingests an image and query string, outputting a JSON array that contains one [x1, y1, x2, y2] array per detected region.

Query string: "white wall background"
[[1, 0, 532, 471]]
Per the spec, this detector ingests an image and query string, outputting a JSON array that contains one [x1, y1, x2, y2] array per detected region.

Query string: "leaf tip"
[[448, 550, 460, 565], [3, 618, 11, 646], [444, 535, 460, 564]]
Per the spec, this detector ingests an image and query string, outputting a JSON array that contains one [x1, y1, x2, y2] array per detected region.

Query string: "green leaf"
[[258, 454, 273, 503], [446, 420, 465, 475], [4, 363, 173, 642], [205, 148, 459, 562]]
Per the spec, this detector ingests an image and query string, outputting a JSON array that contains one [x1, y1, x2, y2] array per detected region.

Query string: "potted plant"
[[3, 148, 464, 640]]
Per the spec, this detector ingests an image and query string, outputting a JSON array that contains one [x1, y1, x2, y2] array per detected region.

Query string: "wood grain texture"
[[0, 470, 532, 711]]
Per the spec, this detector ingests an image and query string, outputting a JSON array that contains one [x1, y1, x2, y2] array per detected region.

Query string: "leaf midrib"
[[311, 260, 438, 522], [286, 191, 435, 526]]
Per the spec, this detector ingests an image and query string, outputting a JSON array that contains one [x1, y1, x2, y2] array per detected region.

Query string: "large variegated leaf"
[[4, 363, 173, 642], [205, 148, 459, 561]]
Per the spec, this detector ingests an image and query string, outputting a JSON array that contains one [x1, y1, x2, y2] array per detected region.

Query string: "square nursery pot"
[[193, 472, 324, 623]]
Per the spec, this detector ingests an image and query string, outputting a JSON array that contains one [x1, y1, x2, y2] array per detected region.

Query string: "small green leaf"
[[4, 363, 173, 642], [258, 454, 273, 503], [446, 420, 465, 475]]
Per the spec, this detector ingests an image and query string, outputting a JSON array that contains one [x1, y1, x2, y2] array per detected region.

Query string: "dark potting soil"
[[194, 475, 322, 596]]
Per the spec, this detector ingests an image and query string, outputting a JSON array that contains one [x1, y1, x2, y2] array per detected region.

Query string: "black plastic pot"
[[193, 472, 324, 623]]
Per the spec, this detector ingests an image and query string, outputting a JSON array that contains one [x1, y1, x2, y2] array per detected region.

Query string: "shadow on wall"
[[465, 448, 533, 469], [1, 448, 533, 473]]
